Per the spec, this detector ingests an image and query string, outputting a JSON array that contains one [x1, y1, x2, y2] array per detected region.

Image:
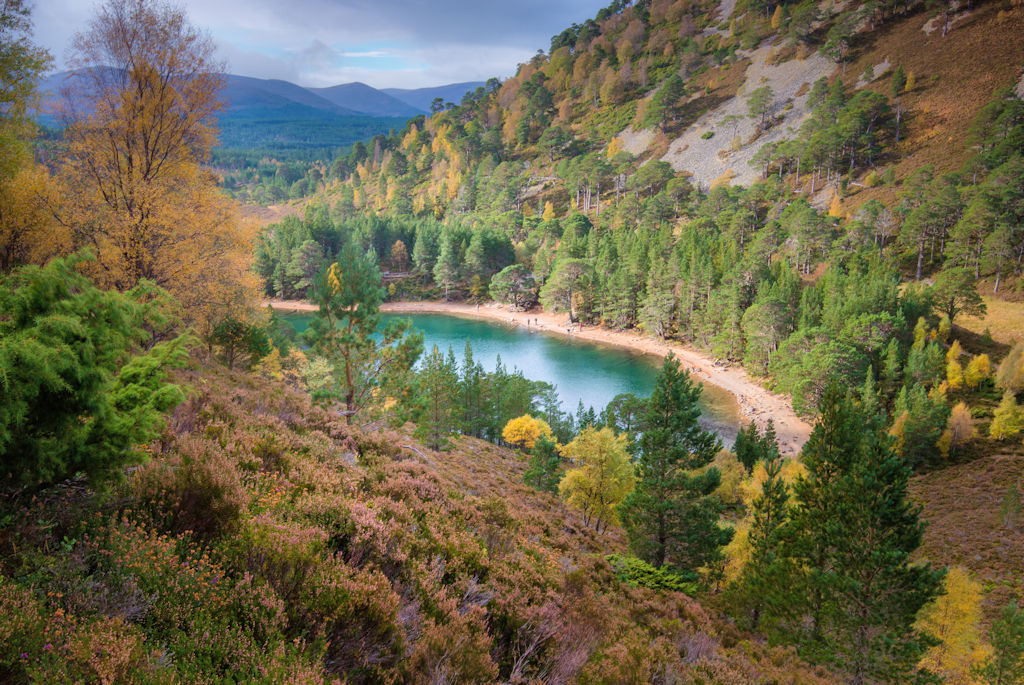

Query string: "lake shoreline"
[[268, 299, 813, 454]]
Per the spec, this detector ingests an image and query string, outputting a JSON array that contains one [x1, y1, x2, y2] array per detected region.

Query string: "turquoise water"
[[279, 311, 741, 442]]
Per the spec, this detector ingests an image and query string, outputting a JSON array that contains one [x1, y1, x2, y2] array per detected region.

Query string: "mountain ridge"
[[382, 81, 488, 111], [39, 70, 485, 120]]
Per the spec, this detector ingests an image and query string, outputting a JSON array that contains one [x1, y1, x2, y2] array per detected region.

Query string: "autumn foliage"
[[51, 0, 257, 334], [501, 414, 553, 450]]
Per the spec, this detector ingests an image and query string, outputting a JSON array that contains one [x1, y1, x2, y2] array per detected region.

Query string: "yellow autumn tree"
[[721, 519, 751, 583], [502, 415, 554, 450], [889, 411, 909, 455], [57, 0, 255, 333], [915, 566, 990, 683], [607, 136, 624, 160], [828, 193, 843, 217], [939, 402, 975, 457], [542, 201, 556, 221], [771, 4, 784, 29], [0, 163, 68, 272], [0, 2, 62, 273], [558, 426, 635, 531], [946, 339, 963, 362], [995, 342, 1024, 393], [990, 392, 1024, 441], [947, 358, 965, 390], [964, 354, 991, 388], [938, 315, 952, 342]]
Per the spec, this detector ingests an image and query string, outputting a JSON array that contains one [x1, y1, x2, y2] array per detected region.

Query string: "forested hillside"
[[257, 0, 1024, 419], [246, 0, 1024, 677]]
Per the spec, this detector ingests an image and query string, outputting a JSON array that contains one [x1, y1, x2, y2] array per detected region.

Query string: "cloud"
[[33, 0, 605, 88]]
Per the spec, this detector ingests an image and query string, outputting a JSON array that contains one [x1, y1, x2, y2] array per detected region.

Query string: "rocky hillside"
[[309, 0, 1024, 216]]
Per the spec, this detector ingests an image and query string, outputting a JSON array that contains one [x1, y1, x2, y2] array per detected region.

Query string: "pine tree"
[[523, 434, 562, 493], [733, 420, 779, 474], [433, 232, 460, 300], [882, 338, 903, 400], [412, 227, 435, 276], [861, 366, 881, 418], [976, 600, 1024, 685], [305, 242, 423, 421], [783, 385, 944, 681], [619, 355, 731, 575], [891, 64, 906, 98], [729, 435, 790, 631], [733, 422, 760, 474], [458, 341, 490, 439], [414, 345, 461, 450]]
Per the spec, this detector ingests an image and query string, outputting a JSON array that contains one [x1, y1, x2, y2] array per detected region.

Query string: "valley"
[[3, 0, 1024, 682]]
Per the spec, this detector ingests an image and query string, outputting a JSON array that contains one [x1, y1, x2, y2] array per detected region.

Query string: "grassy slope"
[[911, 454, 1024, 624]]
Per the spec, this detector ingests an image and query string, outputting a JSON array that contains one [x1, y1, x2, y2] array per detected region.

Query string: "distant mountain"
[[35, 70, 483, 156], [382, 82, 486, 112], [309, 82, 423, 117], [221, 74, 360, 116]]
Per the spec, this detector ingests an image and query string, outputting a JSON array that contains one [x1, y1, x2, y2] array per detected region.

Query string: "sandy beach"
[[269, 299, 813, 454]]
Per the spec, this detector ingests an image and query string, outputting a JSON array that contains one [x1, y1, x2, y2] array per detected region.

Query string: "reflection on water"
[[279, 311, 741, 444]]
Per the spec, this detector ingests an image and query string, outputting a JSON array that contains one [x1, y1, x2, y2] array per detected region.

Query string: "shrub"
[[129, 435, 247, 538], [606, 554, 698, 592], [502, 415, 554, 450], [0, 254, 192, 488], [0, 576, 47, 680], [207, 316, 271, 370]]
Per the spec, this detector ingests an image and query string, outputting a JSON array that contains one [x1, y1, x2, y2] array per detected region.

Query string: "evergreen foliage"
[[207, 316, 270, 370], [413, 345, 461, 450], [781, 386, 944, 681], [728, 440, 790, 631], [304, 242, 423, 420], [976, 600, 1024, 685], [606, 553, 698, 592], [523, 434, 562, 493], [733, 419, 779, 474], [619, 355, 731, 574], [0, 254, 190, 487]]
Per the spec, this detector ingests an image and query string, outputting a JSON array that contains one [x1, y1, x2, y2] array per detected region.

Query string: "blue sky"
[[33, 0, 605, 88]]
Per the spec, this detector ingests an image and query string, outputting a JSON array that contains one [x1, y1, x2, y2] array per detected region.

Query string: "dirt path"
[[269, 299, 813, 454]]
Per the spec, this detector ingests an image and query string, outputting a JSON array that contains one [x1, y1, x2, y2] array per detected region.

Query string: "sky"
[[33, 0, 606, 89]]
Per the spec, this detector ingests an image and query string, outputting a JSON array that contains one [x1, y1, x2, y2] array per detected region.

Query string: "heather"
[[0, 361, 835, 683]]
